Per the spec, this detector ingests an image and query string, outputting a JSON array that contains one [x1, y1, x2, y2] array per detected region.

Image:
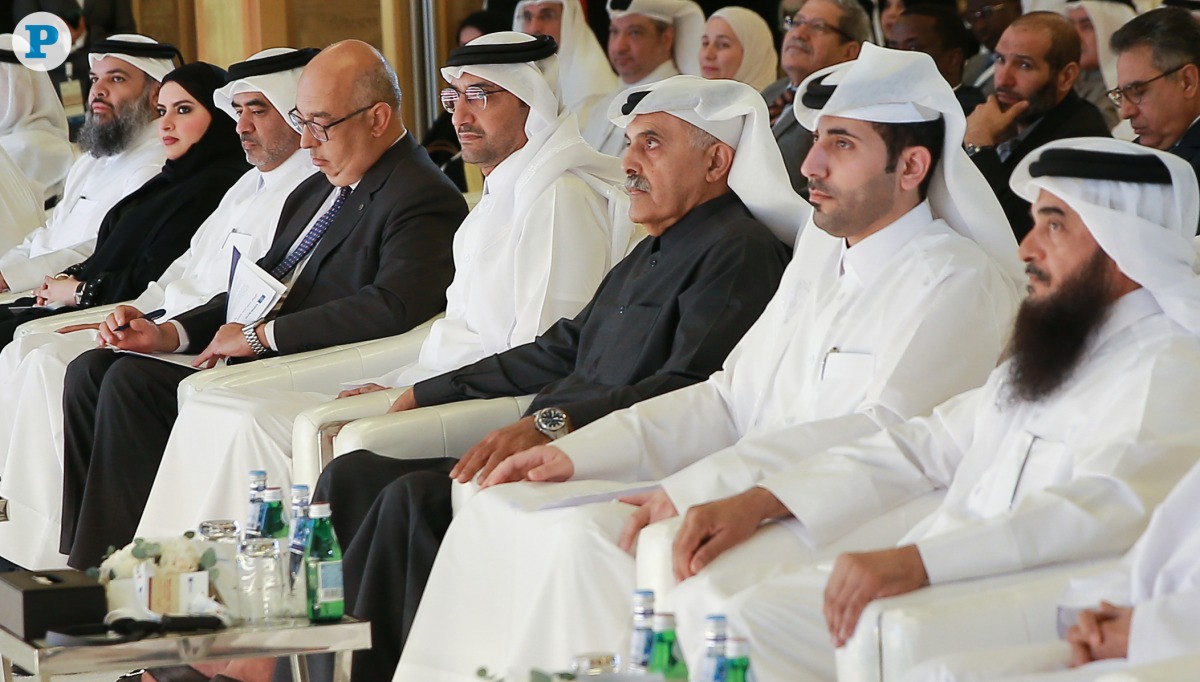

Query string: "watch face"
[[538, 409, 566, 431]]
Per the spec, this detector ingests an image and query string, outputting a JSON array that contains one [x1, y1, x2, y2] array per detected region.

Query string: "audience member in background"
[[421, 9, 509, 190], [699, 6, 778, 91], [876, 0, 957, 44], [0, 34, 76, 205], [962, 0, 1023, 96], [0, 146, 42, 249], [890, 4, 986, 114], [762, 0, 868, 193], [964, 12, 1109, 241], [13, 0, 138, 102], [1065, 0, 1136, 132], [515, 0, 618, 126], [0, 62, 248, 346]]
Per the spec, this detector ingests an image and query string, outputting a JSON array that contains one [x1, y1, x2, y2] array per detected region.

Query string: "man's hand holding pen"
[[97, 306, 175, 353]]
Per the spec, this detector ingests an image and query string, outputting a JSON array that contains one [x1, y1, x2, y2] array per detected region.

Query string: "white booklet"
[[226, 247, 286, 324]]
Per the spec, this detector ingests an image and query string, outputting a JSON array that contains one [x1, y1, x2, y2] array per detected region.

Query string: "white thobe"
[[0, 124, 164, 294], [693, 290, 1200, 681], [394, 204, 1021, 682], [134, 112, 633, 539], [0, 64, 76, 203], [0, 151, 313, 570], [0, 146, 44, 252], [581, 60, 681, 157]]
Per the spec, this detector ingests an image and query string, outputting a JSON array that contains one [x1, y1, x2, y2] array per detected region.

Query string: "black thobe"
[[313, 192, 792, 682]]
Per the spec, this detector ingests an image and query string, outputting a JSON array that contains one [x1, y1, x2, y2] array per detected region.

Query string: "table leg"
[[333, 651, 349, 682], [1, 656, 11, 682], [290, 654, 310, 682]]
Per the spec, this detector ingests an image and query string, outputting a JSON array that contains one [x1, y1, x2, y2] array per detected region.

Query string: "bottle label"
[[246, 502, 262, 536], [629, 627, 653, 669], [317, 560, 344, 603]]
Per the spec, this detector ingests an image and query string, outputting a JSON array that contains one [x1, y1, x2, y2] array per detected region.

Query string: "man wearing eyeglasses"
[[963, 12, 1110, 241], [761, 0, 869, 194], [961, 0, 1023, 95], [1110, 7, 1200, 234], [54, 40, 468, 569]]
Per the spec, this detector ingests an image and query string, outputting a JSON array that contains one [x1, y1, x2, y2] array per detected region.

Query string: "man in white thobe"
[[0, 33, 76, 205], [582, 0, 705, 155], [132, 32, 638, 541], [0, 47, 317, 570], [907, 459, 1200, 681], [394, 45, 1024, 682], [0, 146, 43, 251], [0, 34, 171, 296], [513, 0, 618, 127], [665, 137, 1200, 681], [1064, 0, 1135, 134]]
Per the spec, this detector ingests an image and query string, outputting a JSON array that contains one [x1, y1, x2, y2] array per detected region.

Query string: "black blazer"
[[177, 134, 467, 355], [1166, 120, 1200, 235], [970, 90, 1111, 242]]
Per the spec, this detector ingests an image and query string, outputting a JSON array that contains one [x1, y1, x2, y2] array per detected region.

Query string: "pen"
[[114, 308, 166, 332]]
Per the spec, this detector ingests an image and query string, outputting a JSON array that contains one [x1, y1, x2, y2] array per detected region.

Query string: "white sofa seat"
[[175, 315, 440, 404], [837, 558, 1121, 682], [291, 387, 404, 487]]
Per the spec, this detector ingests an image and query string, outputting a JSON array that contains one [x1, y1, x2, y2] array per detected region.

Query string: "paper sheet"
[[226, 248, 285, 324]]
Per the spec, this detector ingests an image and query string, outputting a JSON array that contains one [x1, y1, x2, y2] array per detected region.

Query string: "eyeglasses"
[[964, 2, 1008, 23], [781, 14, 854, 42], [1106, 65, 1186, 106], [440, 85, 507, 113], [288, 104, 376, 142]]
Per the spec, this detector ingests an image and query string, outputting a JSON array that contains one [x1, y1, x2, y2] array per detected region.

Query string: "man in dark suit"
[[56, 40, 467, 569], [890, 4, 986, 115], [963, 12, 1110, 241], [763, 0, 868, 195], [1111, 7, 1200, 233]]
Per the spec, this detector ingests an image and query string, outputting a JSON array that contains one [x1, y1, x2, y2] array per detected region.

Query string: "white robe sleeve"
[[1128, 589, 1200, 663]]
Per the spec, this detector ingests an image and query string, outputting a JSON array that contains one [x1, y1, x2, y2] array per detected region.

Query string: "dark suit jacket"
[[1167, 119, 1200, 235], [762, 77, 814, 196], [176, 134, 467, 355], [969, 90, 1111, 241]]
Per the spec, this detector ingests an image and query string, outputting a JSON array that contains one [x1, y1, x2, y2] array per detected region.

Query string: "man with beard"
[[0, 34, 172, 295], [666, 137, 1200, 680], [762, 0, 868, 193], [963, 12, 1110, 241], [395, 47, 1022, 682]]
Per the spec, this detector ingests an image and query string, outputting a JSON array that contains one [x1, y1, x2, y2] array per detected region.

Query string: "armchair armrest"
[[176, 316, 440, 405], [836, 558, 1122, 682], [1096, 654, 1200, 681], [291, 388, 405, 488], [14, 303, 119, 337]]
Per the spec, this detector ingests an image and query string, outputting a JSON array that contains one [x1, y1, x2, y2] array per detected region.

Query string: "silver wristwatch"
[[242, 322, 269, 356], [533, 407, 570, 440]]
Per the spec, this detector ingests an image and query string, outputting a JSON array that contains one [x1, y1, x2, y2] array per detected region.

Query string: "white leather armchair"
[[1095, 654, 1200, 681], [13, 302, 120, 337], [836, 558, 1121, 682], [289, 394, 536, 489], [0, 291, 27, 305], [174, 316, 440, 405]]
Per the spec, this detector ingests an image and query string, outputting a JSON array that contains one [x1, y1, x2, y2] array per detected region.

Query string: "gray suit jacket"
[[178, 134, 467, 355], [762, 76, 814, 195]]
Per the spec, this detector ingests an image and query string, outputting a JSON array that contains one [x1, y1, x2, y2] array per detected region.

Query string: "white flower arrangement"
[[90, 531, 217, 585]]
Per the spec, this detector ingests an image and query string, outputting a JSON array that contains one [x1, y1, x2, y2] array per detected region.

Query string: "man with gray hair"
[[56, 40, 468, 570], [1110, 7, 1200, 196], [0, 34, 173, 295], [761, 0, 869, 193]]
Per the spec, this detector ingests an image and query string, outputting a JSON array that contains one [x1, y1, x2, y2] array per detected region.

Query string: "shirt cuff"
[[168, 320, 189, 353], [263, 320, 277, 351]]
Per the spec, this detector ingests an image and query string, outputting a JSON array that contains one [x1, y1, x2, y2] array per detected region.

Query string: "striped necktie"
[[270, 185, 351, 280]]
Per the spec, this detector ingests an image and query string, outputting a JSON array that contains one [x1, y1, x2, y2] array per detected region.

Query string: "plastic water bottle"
[[304, 503, 344, 622], [245, 470, 268, 538], [627, 590, 655, 673], [648, 612, 688, 680], [723, 638, 751, 682], [696, 614, 728, 681], [258, 487, 288, 539], [286, 485, 311, 615]]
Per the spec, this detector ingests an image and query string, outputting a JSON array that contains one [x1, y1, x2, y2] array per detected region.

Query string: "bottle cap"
[[309, 503, 332, 518], [262, 487, 283, 502], [651, 612, 675, 632], [291, 484, 310, 494], [725, 637, 750, 658], [197, 519, 239, 539], [705, 614, 728, 637], [249, 470, 267, 479], [633, 589, 655, 607], [569, 652, 617, 675]]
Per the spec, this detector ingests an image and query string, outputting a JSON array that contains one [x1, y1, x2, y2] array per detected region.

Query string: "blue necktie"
[[270, 185, 351, 280]]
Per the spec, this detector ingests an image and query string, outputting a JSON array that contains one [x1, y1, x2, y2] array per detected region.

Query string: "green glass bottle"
[[647, 612, 688, 680], [304, 503, 344, 622], [723, 637, 751, 682], [258, 487, 289, 539]]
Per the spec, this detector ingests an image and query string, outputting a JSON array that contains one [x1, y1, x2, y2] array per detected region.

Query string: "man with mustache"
[[0, 34, 171, 296], [963, 12, 1110, 241], [703, 137, 1200, 681], [329, 74, 796, 682], [761, 0, 869, 194], [581, 0, 705, 155], [397, 48, 1024, 681]]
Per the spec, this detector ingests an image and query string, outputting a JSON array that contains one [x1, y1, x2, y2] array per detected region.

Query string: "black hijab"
[[69, 61, 250, 305]]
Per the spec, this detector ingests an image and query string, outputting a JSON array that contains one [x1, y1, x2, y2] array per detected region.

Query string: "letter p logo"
[[14, 12, 70, 71]]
